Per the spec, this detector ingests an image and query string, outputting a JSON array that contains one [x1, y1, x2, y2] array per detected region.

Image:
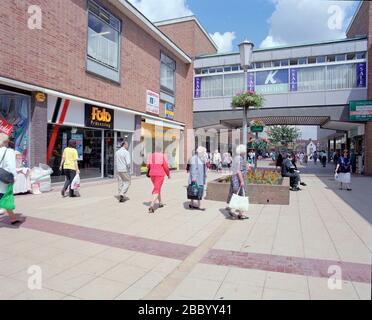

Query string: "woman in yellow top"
[[59, 140, 80, 197]]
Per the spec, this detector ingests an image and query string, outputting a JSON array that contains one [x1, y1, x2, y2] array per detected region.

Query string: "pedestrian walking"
[[188, 146, 207, 211], [115, 140, 131, 203], [0, 133, 20, 224], [59, 140, 80, 198], [213, 150, 221, 172], [146, 144, 170, 213], [333, 150, 340, 171], [226, 144, 248, 220], [320, 150, 327, 167], [313, 151, 318, 165], [335, 149, 352, 191]]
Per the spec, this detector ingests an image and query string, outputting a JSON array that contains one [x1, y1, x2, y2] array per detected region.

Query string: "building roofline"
[[109, 0, 191, 63], [195, 36, 367, 59], [346, 1, 364, 35], [154, 15, 219, 51]]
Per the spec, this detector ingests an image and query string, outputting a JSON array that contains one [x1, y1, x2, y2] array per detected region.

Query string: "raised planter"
[[205, 171, 290, 205]]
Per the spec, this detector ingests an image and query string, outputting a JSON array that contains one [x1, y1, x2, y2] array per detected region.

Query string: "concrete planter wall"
[[205, 175, 290, 205]]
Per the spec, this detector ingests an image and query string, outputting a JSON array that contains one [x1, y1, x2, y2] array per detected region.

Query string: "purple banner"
[[356, 63, 366, 88], [290, 68, 297, 91], [194, 77, 202, 98], [247, 72, 255, 92]]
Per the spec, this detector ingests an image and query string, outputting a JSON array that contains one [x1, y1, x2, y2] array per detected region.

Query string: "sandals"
[[159, 203, 165, 208], [148, 207, 154, 213]]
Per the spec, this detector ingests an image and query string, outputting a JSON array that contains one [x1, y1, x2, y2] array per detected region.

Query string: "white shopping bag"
[[71, 174, 80, 191], [229, 187, 249, 212], [334, 173, 339, 181]]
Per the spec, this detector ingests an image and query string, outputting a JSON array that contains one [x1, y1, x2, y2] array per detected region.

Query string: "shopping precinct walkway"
[[0, 164, 371, 300]]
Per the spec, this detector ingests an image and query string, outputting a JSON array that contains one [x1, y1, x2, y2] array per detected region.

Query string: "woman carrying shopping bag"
[[59, 140, 80, 198], [226, 144, 249, 220], [187, 146, 207, 211], [0, 133, 20, 225]]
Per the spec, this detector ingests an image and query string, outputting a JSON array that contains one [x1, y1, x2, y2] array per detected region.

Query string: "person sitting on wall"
[[281, 154, 302, 191]]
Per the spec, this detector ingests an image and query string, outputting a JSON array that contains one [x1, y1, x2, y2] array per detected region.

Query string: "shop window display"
[[0, 91, 30, 166]]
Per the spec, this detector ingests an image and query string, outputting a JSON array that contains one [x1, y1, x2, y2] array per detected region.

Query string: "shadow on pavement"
[[0, 214, 27, 229]]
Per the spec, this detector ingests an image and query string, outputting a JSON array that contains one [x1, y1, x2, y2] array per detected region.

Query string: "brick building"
[[347, 0, 372, 175], [0, 0, 215, 180]]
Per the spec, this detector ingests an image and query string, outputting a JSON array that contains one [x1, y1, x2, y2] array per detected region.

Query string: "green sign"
[[251, 126, 264, 133], [349, 100, 372, 121]]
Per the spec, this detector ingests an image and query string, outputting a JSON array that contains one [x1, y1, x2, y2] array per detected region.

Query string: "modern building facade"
[[0, 0, 215, 180], [192, 8, 371, 174]]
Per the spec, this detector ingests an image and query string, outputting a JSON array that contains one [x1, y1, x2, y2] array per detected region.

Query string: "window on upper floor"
[[308, 57, 316, 64], [160, 52, 176, 95], [280, 60, 289, 66], [263, 61, 272, 68], [335, 54, 346, 62], [356, 52, 366, 59], [224, 67, 232, 72], [255, 62, 263, 69], [316, 56, 326, 63], [298, 57, 307, 65], [273, 60, 281, 67], [231, 65, 240, 71], [347, 53, 355, 60], [87, 0, 121, 82], [290, 59, 298, 66], [326, 55, 335, 62], [327, 64, 356, 90], [195, 69, 202, 75]]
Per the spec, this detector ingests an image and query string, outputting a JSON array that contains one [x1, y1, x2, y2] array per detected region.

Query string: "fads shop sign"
[[256, 69, 289, 94]]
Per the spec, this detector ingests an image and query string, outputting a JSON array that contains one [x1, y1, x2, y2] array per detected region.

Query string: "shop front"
[[0, 87, 30, 167], [47, 95, 134, 182], [140, 119, 181, 173]]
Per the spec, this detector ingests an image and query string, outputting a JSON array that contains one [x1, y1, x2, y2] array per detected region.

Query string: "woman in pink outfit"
[[146, 145, 170, 213]]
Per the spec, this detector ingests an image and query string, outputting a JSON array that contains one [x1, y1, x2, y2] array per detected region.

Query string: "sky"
[[128, 0, 361, 139]]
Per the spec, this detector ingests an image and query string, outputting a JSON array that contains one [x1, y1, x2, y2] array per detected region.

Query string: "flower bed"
[[205, 169, 290, 205]]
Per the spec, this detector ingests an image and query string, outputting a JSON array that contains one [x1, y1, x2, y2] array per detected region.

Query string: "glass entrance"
[[104, 130, 115, 178]]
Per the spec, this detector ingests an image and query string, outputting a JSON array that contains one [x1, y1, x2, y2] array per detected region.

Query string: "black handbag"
[[0, 149, 15, 184], [187, 183, 203, 200]]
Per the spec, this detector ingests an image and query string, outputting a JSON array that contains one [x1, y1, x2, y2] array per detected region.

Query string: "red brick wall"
[[0, 0, 193, 166], [347, 1, 372, 175], [158, 20, 217, 58], [0, 0, 192, 125]]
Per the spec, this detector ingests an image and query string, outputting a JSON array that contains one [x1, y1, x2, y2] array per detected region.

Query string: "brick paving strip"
[[16, 217, 371, 285]]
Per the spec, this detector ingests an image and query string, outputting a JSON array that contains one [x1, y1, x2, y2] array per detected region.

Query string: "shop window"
[[160, 52, 176, 95], [0, 91, 30, 166], [87, 0, 121, 82]]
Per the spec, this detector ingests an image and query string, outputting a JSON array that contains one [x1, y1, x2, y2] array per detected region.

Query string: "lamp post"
[[238, 40, 254, 156]]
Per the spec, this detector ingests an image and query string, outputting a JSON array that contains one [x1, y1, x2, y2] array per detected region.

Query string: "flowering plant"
[[250, 119, 265, 127], [231, 91, 264, 109]]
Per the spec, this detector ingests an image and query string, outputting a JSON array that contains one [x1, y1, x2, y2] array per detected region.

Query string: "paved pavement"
[[0, 162, 371, 300]]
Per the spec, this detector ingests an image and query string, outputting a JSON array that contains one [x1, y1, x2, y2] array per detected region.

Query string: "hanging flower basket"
[[231, 91, 264, 109]]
